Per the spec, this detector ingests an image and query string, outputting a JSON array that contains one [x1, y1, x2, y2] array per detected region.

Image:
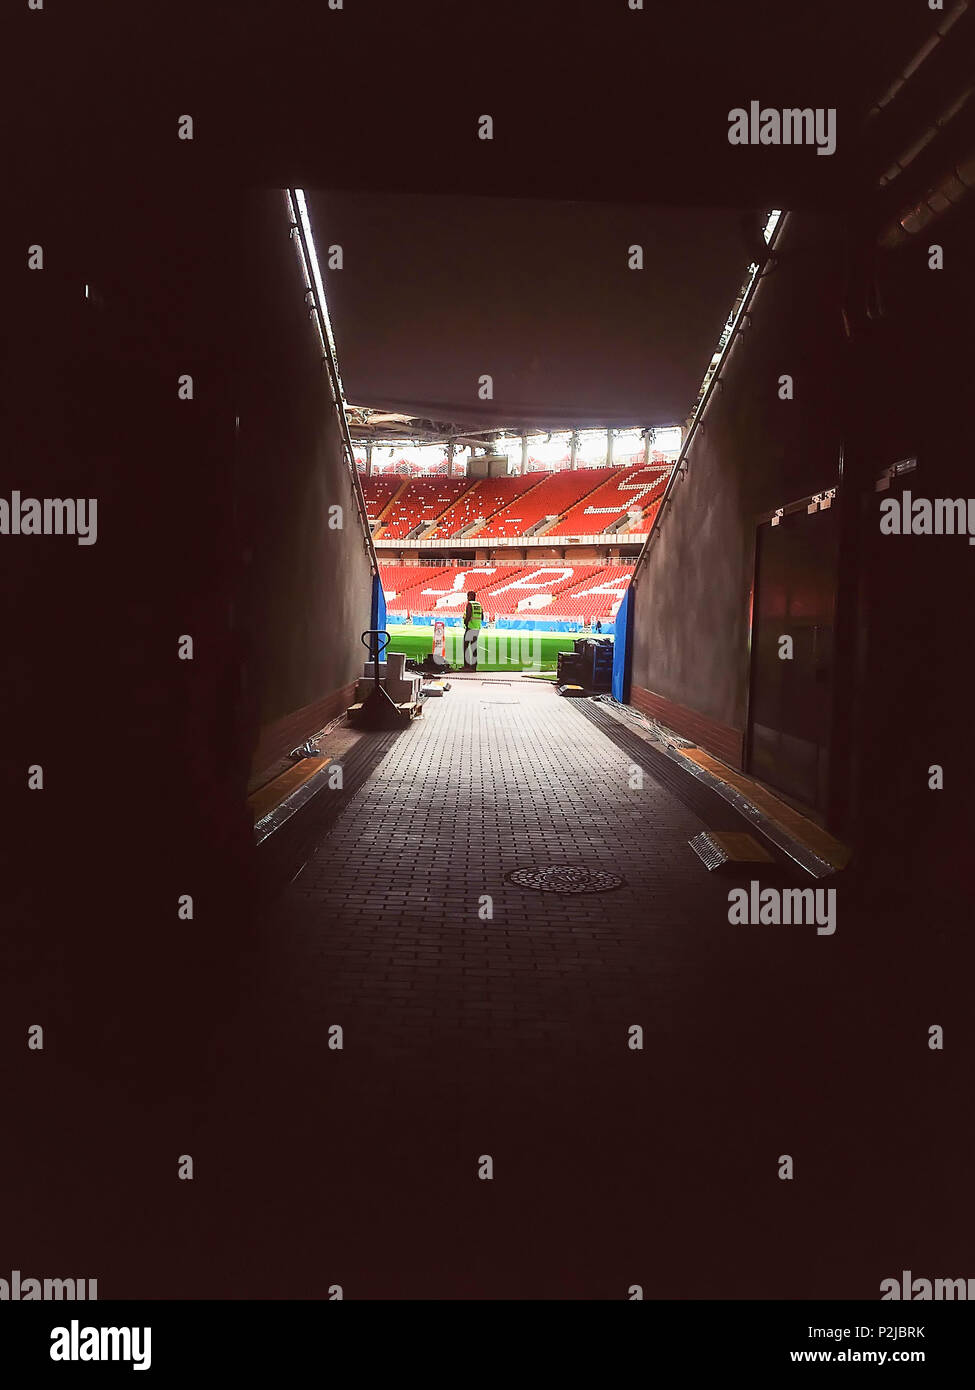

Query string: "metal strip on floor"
[[256, 728, 404, 901], [575, 699, 836, 878]]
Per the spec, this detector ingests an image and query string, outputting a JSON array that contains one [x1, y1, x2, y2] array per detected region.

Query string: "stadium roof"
[[345, 407, 499, 449]]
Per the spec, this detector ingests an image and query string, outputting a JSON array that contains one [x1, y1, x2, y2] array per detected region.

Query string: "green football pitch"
[[384, 625, 601, 672]]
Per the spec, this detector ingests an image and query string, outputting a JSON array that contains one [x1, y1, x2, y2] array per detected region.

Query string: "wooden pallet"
[[346, 700, 423, 723]]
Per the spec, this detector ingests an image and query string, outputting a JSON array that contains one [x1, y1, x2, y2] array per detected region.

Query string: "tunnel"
[[5, 0, 975, 1335]]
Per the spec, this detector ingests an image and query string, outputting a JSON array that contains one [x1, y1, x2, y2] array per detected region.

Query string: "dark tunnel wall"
[[5, 185, 375, 947], [6, 185, 248, 902], [629, 213, 849, 765], [236, 191, 375, 783], [839, 198, 975, 891], [630, 200, 975, 886]]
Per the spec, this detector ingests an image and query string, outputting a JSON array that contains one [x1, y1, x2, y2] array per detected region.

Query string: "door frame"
[[743, 485, 839, 807]]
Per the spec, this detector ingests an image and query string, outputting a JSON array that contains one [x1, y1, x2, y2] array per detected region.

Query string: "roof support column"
[[569, 431, 579, 470], [365, 444, 373, 477], [520, 434, 528, 475]]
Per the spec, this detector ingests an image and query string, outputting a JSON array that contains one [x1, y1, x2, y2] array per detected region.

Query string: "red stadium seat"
[[621, 498, 664, 535], [544, 465, 670, 536], [388, 563, 635, 623], [379, 564, 452, 605], [376, 478, 471, 539], [426, 475, 541, 539], [391, 564, 529, 616], [476, 467, 620, 539], [542, 566, 635, 619], [361, 475, 403, 527]]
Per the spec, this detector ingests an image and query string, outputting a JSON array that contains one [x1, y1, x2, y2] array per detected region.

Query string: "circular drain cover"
[[506, 864, 625, 894]]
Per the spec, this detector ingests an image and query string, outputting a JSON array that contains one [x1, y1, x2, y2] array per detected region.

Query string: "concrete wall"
[[629, 199, 974, 887], [237, 191, 375, 782], [839, 198, 975, 886], [630, 213, 848, 764], [5, 186, 377, 926]]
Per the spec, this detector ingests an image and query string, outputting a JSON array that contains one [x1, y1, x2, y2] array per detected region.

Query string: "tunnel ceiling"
[[301, 3, 972, 432], [275, 3, 944, 211], [313, 191, 760, 430], [35, 2, 969, 220]]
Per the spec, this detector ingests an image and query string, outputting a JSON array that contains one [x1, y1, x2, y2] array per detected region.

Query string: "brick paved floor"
[[3, 677, 970, 1298], [195, 679, 969, 1298], [273, 676, 719, 1058]]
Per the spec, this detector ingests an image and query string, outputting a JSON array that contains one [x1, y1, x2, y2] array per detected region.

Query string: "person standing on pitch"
[[462, 590, 483, 671]]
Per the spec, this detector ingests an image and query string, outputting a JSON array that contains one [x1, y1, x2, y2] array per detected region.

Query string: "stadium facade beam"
[[450, 434, 496, 449]]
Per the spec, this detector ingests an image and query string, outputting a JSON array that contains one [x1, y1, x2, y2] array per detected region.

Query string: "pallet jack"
[[347, 630, 418, 729]]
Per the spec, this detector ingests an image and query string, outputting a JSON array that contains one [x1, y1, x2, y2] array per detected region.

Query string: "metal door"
[[747, 503, 838, 812]]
